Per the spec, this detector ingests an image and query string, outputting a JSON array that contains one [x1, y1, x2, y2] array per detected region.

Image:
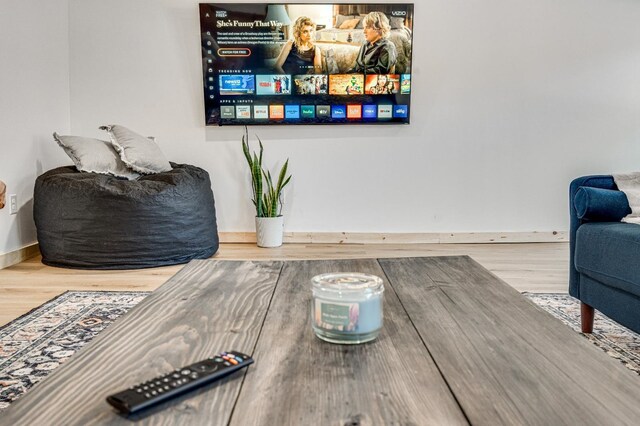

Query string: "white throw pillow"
[[53, 132, 140, 180], [100, 124, 172, 174]]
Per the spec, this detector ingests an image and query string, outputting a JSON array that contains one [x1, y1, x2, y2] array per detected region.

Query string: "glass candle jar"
[[311, 272, 384, 344]]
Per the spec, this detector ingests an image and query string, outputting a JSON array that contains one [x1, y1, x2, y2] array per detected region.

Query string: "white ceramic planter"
[[255, 216, 284, 248]]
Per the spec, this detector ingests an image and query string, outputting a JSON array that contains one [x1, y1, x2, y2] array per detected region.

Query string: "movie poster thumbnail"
[[219, 75, 255, 95], [401, 74, 411, 94], [293, 75, 328, 95], [328, 74, 364, 95], [256, 75, 292, 95], [364, 74, 400, 95]]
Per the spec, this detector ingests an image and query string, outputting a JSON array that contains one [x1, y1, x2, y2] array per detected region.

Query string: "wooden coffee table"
[[3, 256, 640, 425]]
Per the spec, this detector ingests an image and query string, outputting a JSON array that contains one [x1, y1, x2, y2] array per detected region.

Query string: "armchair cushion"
[[574, 186, 630, 221], [575, 222, 640, 297]]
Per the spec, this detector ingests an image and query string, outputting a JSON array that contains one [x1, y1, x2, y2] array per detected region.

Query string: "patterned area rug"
[[524, 293, 640, 375], [1, 291, 638, 412], [0, 291, 149, 411]]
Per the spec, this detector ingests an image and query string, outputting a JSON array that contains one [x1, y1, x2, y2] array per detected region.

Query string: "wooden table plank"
[[379, 256, 640, 425], [1, 260, 283, 426], [231, 259, 468, 425]]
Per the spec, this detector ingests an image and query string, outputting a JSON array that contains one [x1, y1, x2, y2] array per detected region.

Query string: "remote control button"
[[143, 386, 149, 390], [229, 359, 238, 365], [224, 361, 231, 366], [214, 357, 223, 362], [157, 388, 164, 393], [227, 354, 235, 359], [171, 381, 179, 387], [151, 390, 157, 396], [149, 383, 155, 388], [221, 352, 227, 356], [164, 385, 170, 391], [172, 373, 180, 379], [155, 381, 161, 386], [136, 388, 142, 393], [162, 378, 170, 383], [193, 361, 219, 372], [190, 372, 199, 379], [144, 393, 151, 398], [180, 369, 191, 376]]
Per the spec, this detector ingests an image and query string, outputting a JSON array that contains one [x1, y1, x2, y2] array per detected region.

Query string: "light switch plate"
[[9, 194, 17, 215]]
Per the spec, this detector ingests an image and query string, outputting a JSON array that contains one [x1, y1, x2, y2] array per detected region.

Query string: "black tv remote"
[[106, 351, 254, 415]]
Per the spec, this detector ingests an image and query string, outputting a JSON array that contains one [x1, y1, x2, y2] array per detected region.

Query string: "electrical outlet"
[[9, 194, 17, 215]]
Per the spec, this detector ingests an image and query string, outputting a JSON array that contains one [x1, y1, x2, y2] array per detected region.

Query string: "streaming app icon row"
[[220, 104, 408, 120]]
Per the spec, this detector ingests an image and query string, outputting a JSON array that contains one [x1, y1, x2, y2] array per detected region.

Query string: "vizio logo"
[[216, 10, 227, 18], [391, 11, 406, 17]]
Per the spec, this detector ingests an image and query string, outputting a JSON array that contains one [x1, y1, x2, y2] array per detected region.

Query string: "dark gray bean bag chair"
[[34, 163, 218, 269]]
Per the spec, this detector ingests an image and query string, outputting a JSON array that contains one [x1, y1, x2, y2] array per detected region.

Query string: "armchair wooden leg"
[[581, 302, 594, 333]]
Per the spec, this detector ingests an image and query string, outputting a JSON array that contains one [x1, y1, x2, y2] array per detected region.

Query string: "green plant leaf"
[[242, 128, 291, 218], [276, 159, 289, 194], [257, 136, 264, 166], [280, 175, 292, 190], [252, 153, 263, 216], [242, 126, 252, 167]]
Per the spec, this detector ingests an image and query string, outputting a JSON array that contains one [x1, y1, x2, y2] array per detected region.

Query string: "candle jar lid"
[[311, 272, 384, 299]]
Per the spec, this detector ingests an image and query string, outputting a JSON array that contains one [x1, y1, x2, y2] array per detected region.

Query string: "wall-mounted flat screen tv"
[[200, 3, 414, 125]]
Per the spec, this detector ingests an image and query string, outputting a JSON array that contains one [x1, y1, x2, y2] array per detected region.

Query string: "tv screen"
[[200, 3, 414, 125]]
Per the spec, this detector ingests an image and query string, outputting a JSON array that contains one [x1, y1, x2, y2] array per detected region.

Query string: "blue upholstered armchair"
[[569, 175, 640, 334]]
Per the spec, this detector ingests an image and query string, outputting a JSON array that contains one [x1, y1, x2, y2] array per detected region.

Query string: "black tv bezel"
[[200, 2, 415, 126]]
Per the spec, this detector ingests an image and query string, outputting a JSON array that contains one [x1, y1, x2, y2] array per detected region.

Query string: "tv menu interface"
[[200, 3, 414, 125]]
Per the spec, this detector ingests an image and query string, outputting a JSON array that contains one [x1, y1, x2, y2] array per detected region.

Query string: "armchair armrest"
[[569, 175, 620, 298], [574, 187, 630, 222]]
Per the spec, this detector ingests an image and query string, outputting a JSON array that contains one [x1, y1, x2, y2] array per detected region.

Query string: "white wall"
[[0, 0, 71, 256], [6, 0, 638, 249]]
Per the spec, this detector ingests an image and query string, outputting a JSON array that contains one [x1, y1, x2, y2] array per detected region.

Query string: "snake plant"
[[242, 127, 292, 217]]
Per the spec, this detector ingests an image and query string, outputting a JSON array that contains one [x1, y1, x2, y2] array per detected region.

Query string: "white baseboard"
[[219, 231, 568, 244], [0, 243, 40, 269], [0, 233, 567, 269]]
